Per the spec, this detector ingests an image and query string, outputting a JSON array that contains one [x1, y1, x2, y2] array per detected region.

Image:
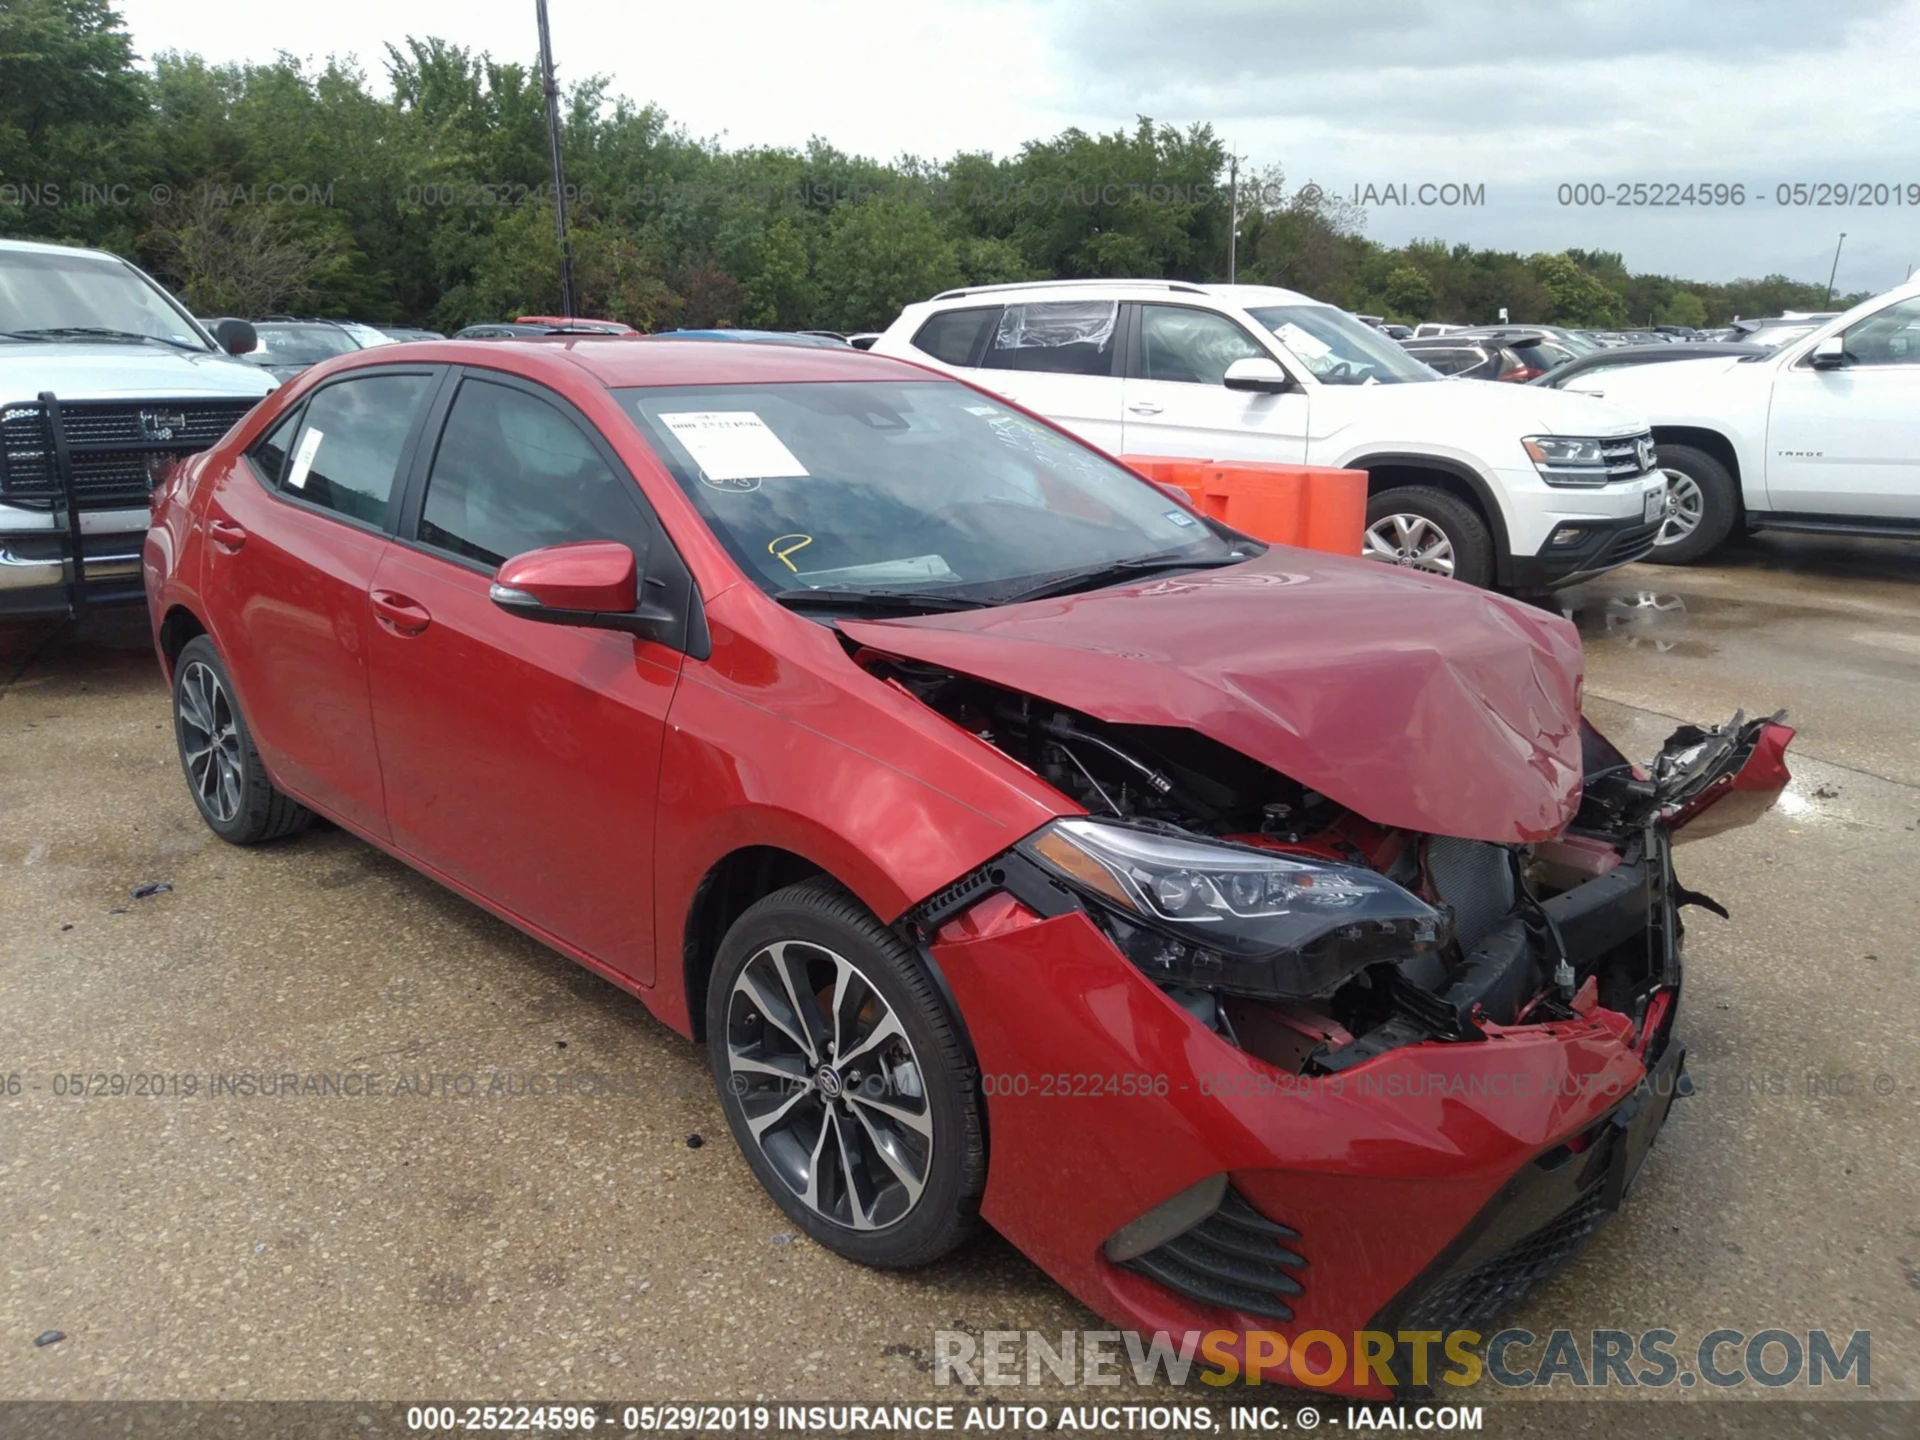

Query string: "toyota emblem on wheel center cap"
[[815, 1066, 843, 1099]]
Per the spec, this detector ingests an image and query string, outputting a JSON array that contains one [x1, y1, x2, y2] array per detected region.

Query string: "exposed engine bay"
[[876, 653, 1793, 1078]]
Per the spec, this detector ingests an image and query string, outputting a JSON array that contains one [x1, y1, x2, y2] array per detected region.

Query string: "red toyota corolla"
[[144, 337, 1790, 1393]]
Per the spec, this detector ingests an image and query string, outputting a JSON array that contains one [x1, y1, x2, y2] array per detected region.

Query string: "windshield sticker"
[[1273, 322, 1333, 360], [1164, 509, 1197, 527], [660, 411, 809, 485], [286, 427, 324, 489]]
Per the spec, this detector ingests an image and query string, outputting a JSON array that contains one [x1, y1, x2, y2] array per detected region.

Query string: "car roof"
[[650, 329, 849, 347], [351, 336, 940, 389], [925, 278, 1321, 308]]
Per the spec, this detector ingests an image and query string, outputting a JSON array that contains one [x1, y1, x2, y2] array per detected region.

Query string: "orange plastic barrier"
[[1121, 454, 1367, 557]]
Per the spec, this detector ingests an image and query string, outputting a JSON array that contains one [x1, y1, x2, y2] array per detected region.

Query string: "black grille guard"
[[42, 391, 89, 619]]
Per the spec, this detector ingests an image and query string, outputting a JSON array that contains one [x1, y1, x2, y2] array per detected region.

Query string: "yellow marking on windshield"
[[769, 534, 814, 572]]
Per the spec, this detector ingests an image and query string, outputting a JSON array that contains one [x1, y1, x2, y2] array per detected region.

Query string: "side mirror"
[[1222, 356, 1293, 393], [212, 318, 258, 356], [489, 540, 668, 635], [1808, 334, 1848, 370]]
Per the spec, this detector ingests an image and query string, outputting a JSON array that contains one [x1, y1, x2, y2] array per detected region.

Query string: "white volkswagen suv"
[[872, 280, 1667, 591]]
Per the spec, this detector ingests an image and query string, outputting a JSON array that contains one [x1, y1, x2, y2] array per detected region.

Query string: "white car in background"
[[1565, 278, 1920, 563], [873, 280, 1666, 591]]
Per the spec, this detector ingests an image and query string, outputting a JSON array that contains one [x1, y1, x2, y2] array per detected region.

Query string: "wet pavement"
[[2, 529, 1917, 1427]]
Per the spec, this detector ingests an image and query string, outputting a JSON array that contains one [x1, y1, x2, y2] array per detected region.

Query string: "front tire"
[[1363, 486, 1496, 588], [1645, 444, 1738, 565], [706, 880, 985, 1268], [171, 635, 312, 845]]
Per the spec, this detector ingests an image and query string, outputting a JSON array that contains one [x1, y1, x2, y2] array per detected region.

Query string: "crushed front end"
[[876, 656, 1792, 1395]]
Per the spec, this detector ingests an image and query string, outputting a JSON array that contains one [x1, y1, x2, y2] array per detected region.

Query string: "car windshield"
[[0, 247, 211, 350], [1551, 329, 1604, 356], [621, 380, 1241, 604], [250, 325, 361, 364], [339, 322, 397, 348], [1244, 305, 1436, 385]]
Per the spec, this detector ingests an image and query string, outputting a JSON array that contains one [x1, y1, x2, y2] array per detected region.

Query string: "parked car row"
[[1397, 324, 1599, 382], [6, 231, 1915, 627]]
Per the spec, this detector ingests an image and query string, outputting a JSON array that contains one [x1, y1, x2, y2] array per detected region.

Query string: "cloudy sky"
[[117, 0, 1920, 293]]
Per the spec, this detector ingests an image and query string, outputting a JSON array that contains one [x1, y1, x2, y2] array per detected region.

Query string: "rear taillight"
[[1498, 364, 1544, 382]]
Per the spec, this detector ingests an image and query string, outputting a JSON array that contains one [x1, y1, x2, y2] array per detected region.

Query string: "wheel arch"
[[157, 604, 209, 684], [680, 845, 832, 1043], [1349, 453, 1514, 585], [1649, 426, 1742, 486]]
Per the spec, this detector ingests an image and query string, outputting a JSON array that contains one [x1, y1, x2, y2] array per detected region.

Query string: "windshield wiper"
[[997, 550, 1248, 604], [4, 327, 204, 352], [773, 587, 991, 614]]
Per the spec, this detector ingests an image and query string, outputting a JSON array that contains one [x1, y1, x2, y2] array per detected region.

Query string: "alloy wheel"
[[1364, 513, 1457, 577], [177, 660, 244, 823], [1654, 468, 1704, 546], [724, 940, 933, 1232]]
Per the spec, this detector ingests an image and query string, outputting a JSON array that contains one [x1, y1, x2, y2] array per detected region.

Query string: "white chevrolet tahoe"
[[1560, 278, 1920, 564], [872, 280, 1668, 590], [0, 237, 275, 618]]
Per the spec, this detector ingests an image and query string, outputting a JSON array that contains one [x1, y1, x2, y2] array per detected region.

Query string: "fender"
[[648, 587, 1073, 1036]]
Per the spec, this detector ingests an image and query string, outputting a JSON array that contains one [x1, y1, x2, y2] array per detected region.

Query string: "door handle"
[[208, 519, 247, 553], [1128, 402, 1164, 416], [371, 589, 432, 636]]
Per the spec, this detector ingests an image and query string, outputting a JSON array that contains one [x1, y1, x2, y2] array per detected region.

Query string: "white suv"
[[872, 280, 1667, 590], [1561, 277, 1920, 564]]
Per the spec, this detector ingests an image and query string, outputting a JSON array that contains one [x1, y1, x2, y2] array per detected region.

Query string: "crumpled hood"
[[841, 548, 1586, 843]]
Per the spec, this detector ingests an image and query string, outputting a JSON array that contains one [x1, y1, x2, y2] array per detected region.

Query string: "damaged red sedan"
[[144, 338, 1792, 1394]]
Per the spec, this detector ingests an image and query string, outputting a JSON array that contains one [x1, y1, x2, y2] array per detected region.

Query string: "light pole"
[[1227, 155, 1238, 284], [1824, 232, 1846, 307], [536, 0, 578, 320]]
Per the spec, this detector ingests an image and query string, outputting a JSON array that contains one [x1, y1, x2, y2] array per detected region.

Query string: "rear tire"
[[1645, 444, 1738, 565], [706, 879, 984, 1268], [1364, 485, 1495, 588], [171, 635, 312, 845]]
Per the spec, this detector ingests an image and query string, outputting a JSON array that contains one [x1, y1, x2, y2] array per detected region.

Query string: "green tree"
[[816, 198, 960, 331], [1530, 251, 1627, 327]]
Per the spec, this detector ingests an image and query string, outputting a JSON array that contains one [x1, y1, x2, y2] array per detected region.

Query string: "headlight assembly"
[[1523, 434, 1611, 486], [1020, 818, 1447, 1000]]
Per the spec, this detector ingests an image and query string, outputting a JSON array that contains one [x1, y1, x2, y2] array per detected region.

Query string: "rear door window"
[[982, 301, 1120, 376], [910, 306, 999, 367], [280, 373, 433, 526], [247, 410, 301, 487]]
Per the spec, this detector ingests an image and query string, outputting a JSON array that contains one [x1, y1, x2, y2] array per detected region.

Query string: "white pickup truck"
[[1564, 278, 1920, 563], [1, 237, 274, 619]]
